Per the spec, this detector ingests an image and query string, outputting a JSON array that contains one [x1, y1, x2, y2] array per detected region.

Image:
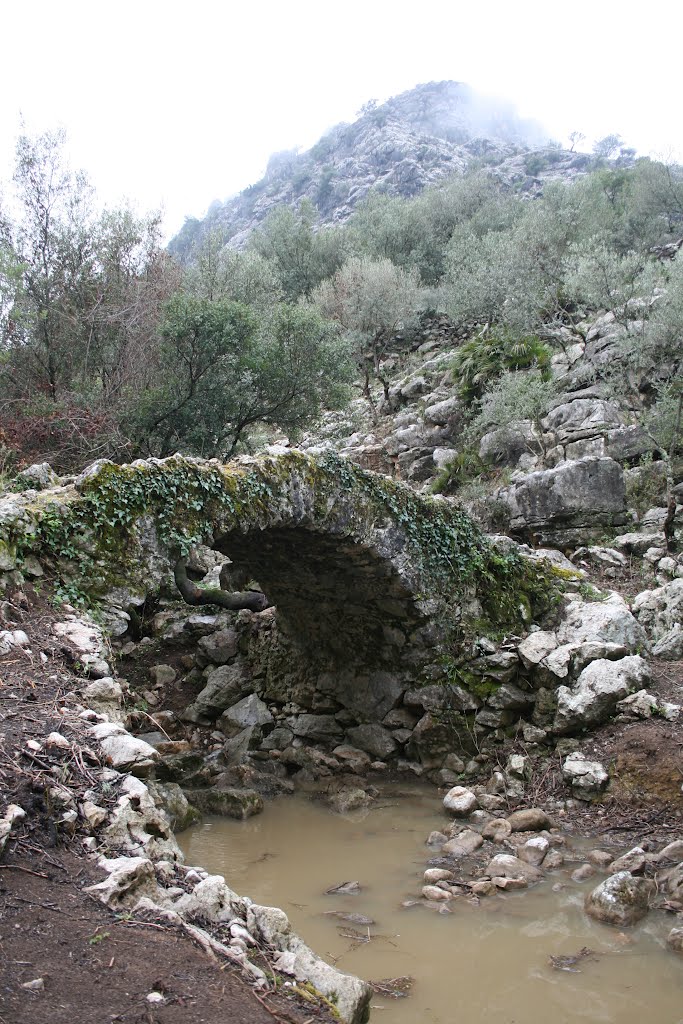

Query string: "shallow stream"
[[178, 785, 682, 1023]]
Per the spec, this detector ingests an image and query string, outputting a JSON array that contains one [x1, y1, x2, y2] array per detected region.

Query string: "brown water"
[[178, 785, 683, 1023]]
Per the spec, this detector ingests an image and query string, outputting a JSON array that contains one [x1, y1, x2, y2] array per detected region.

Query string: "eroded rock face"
[[497, 457, 627, 545], [584, 872, 654, 926]]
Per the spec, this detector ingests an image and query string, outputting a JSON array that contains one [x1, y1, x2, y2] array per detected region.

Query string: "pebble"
[[21, 978, 44, 991]]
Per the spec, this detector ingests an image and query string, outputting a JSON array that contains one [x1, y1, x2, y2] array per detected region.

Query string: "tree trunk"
[[173, 556, 267, 612]]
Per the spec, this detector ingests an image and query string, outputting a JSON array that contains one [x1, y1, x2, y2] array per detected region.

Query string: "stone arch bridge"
[[2, 451, 551, 754]]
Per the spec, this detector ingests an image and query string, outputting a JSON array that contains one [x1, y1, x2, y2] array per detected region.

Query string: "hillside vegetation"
[[0, 85, 681, 487]]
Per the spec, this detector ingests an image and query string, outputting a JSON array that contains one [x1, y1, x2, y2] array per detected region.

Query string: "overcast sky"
[[1, 0, 680, 239]]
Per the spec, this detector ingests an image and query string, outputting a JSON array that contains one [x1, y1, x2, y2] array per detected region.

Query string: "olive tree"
[[312, 256, 421, 417]]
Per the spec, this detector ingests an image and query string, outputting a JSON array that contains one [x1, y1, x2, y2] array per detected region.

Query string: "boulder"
[[562, 752, 609, 798], [15, 462, 60, 489], [183, 787, 263, 820], [196, 628, 239, 665], [652, 624, 683, 660], [556, 593, 647, 652], [516, 836, 549, 867], [608, 847, 647, 875], [584, 871, 654, 926], [291, 715, 343, 744], [406, 713, 458, 767], [498, 457, 627, 544], [149, 664, 177, 687], [517, 631, 558, 670], [249, 904, 373, 1024], [667, 928, 683, 955], [89, 722, 159, 775], [422, 884, 452, 901], [85, 856, 161, 909], [553, 656, 650, 734], [424, 396, 460, 426], [656, 840, 683, 864], [424, 868, 453, 883], [146, 781, 200, 832], [613, 531, 667, 556], [616, 689, 679, 721], [482, 818, 512, 843], [338, 670, 404, 722], [182, 662, 251, 723], [331, 745, 372, 773], [542, 397, 623, 442], [220, 694, 274, 732], [329, 787, 372, 816], [345, 724, 397, 760], [442, 829, 483, 857]]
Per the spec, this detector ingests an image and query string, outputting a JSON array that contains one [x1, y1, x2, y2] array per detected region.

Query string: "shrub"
[[451, 330, 551, 405]]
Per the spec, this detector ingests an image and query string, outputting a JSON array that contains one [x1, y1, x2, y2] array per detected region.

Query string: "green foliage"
[[451, 329, 551, 405], [127, 296, 352, 458], [524, 153, 548, 176], [250, 199, 347, 300], [429, 448, 486, 495], [470, 369, 558, 442], [312, 256, 421, 413], [184, 229, 283, 310]]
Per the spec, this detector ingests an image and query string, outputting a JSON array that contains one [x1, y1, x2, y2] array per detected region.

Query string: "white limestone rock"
[[633, 578, 683, 637], [443, 786, 478, 817], [562, 752, 609, 798], [553, 656, 650, 734], [556, 592, 647, 652]]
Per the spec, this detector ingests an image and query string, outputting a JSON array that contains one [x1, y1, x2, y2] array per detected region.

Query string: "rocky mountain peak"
[[169, 81, 562, 257]]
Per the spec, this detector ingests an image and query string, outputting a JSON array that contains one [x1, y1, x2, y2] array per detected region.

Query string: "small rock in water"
[[325, 880, 361, 895], [517, 836, 549, 867], [667, 927, 683, 955], [426, 830, 448, 846], [424, 868, 453, 884], [323, 911, 375, 925], [587, 849, 613, 869], [571, 864, 596, 883], [442, 829, 483, 858], [493, 876, 527, 891], [584, 871, 654, 926], [422, 884, 452, 901]]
